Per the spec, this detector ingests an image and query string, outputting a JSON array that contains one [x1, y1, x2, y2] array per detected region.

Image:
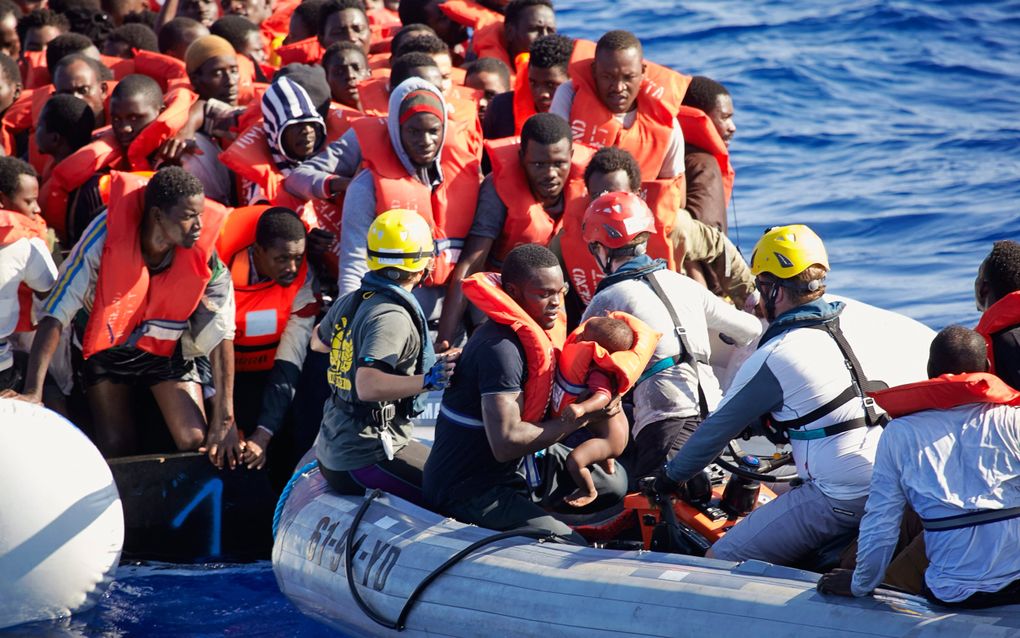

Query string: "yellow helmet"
[[750, 224, 829, 279], [366, 209, 435, 273]]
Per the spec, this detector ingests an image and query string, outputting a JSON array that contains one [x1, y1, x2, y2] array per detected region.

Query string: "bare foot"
[[597, 458, 616, 475], [564, 487, 598, 508]]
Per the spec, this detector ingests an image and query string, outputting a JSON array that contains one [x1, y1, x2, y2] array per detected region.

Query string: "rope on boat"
[[272, 459, 319, 538], [348, 489, 558, 631]]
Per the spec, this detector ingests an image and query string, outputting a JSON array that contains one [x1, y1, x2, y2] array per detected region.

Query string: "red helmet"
[[581, 191, 656, 249]]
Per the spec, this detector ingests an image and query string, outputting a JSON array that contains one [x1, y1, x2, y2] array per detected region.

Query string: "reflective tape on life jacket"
[[869, 372, 1020, 419], [484, 137, 593, 265], [81, 172, 228, 359], [41, 88, 195, 242], [559, 180, 681, 306], [677, 104, 734, 207], [353, 116, 481, 287], [568, 56, 690, 182], [0, 211, 49, 332], [461, 271, 565, 421], [551, 311, 660, 416], [975, 292, 1020, 375], [216, 205, 310, 372]]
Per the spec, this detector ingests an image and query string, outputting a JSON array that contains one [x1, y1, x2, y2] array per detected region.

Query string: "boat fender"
[[0, 400, 123, 630]]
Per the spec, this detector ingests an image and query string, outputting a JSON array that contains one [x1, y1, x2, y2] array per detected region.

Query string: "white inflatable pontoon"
[[273, 470, 1020, 638]]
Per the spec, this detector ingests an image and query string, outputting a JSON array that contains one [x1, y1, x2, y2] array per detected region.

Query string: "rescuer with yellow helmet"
[[657, 223, 888, 568], [311, 209, 458, 505]]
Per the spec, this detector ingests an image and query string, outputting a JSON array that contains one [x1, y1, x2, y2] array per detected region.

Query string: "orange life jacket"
[[20, 50, 47, 89], [353, 116, 481, 287], [367, 7, 401, 30], [677, 104, 734, 206], [559, 181, 680, 306], [356, 77, 392, 115], [438, 0, 503, 30], [276, 37, 323, 66], [217, 117, 344, 275], [81, 172, 228, 359], [509, 39, 595, 137], [484, 137, 593, 264], [119, 50, 191, 91], [975, 291, 1020, 374], [461, 271, 565, 421], [471, 22, 511, 69], [551, 311, 660, 416], [216, 205, 311, 371], [568, 56, 690, 182], [0, 211, 49, 332], [261, 0, 301, 44], [41, 88, 196, 242], [869, 372, 1020, 419]]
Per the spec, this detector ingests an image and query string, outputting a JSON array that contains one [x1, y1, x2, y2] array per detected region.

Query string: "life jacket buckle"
[[371, 403, 397, 426]]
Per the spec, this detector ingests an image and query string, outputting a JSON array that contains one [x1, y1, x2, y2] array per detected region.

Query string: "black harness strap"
[[922, 506, 1020, 532], [643, 271, 710, 418]]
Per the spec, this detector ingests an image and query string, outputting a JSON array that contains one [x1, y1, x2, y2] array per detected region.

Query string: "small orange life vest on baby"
[[975, 291, 1020, 375], [677, 104, 734, 207], [0, 211, 49, 332], [81, 172, 228, 359], [484, 137, 593, 265], [568, 56, 690, 182], [462, 271, 566, 421], [551, 311, 660, 416], [869, 372, 1020, 419], [216, 205, 312, 371], [558, 181, 679, 306], [353, 116, 481, 287], [41, 88, 197, 242]]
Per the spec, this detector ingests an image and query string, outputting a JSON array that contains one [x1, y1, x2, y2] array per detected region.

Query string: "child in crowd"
[[557, 315, 658, 507], [0, 156, 58, 392]]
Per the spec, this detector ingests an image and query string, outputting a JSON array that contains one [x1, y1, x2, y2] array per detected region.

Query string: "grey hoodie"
[[335, 79, 448, 299]]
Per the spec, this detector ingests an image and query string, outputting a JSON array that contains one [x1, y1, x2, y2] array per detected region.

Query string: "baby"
[[559, 316, 644, 508]]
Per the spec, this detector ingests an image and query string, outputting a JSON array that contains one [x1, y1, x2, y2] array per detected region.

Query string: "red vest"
[[0, 211, 49, 332], [677, 104, 734, 207], [485, 137, 593, 264], [462, 271, 565, 421], [81, 172, 228, 358], [353, 116, 481, 287], [216, 205, 311, 371], [976, 292, 1020, 374], [551, 311, 660, 416], [869, 372, 1020, 419], [41, 88, 196, 242]]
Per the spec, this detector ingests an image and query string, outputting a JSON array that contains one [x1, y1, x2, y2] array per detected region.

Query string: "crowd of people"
[[0, 0, 1017, 612]]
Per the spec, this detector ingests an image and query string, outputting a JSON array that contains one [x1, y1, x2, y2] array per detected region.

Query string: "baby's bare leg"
[[564, 412, 630, 507]]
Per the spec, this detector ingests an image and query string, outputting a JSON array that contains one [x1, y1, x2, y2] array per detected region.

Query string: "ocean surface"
[[9, 1, 1020, 636]]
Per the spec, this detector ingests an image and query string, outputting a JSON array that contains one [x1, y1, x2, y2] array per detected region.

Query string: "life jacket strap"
[[921, 506, 1020, 532], [786, 416, 872, 440], [636, 270, 709, 418]]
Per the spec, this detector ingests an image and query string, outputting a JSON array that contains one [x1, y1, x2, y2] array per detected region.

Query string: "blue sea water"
[[10, 1, 1020, 636]]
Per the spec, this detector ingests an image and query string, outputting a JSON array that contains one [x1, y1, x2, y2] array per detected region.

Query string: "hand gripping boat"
[[272, 466, 1020, 638]]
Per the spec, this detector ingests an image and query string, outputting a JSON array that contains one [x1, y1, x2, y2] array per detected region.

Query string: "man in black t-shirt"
[[423, 244, 627, 543]]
